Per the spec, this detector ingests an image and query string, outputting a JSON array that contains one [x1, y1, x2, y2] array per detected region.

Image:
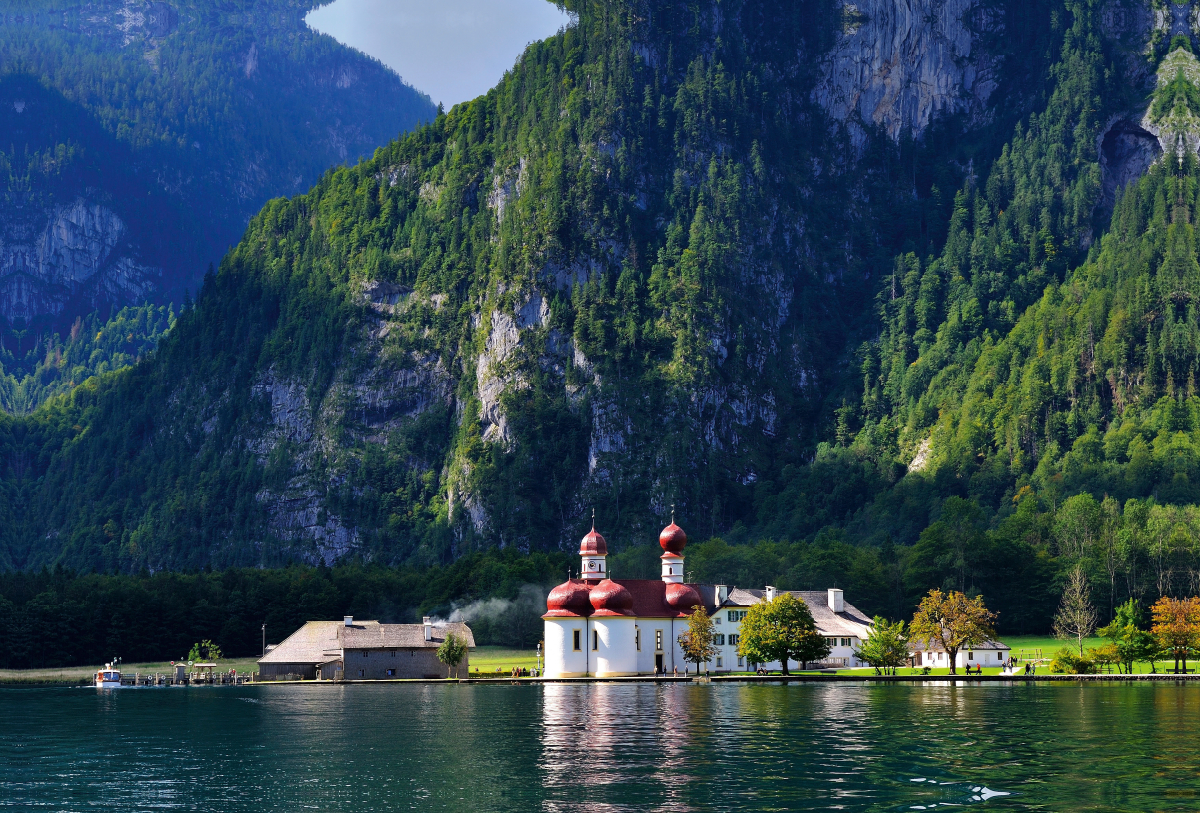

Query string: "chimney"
[[423, 616, 432, 642], [828, 588, 844, 613], [765, 585, 776, 602], [344, 615, 353, 627], [718, 585, 729, 603]]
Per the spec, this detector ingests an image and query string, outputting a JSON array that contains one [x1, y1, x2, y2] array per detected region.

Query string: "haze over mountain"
[[0, 0, 435, 409], [4, 0, 1200, 632]]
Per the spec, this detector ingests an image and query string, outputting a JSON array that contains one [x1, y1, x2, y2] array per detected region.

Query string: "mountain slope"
[[0, 0, 1078, 574], [0, 0, 435, 339]]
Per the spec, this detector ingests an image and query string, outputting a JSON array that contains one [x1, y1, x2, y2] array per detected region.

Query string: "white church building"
[[542, 519, 876, 677]]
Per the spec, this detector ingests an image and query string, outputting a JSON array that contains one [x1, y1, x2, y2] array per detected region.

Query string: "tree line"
[[0, 551, 569, 669]]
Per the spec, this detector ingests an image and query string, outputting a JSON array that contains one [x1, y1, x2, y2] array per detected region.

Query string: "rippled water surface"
[[2, 682, 1198, 811]]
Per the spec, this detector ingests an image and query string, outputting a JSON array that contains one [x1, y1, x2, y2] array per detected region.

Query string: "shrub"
[[1049, 647, 1096, 674]]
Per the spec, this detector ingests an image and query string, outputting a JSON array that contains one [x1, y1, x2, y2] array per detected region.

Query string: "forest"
[[0, 0, 435, 386]]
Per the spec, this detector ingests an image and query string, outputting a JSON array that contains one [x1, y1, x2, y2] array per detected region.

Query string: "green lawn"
[[1002, 635, 1103, 661], [467, 646, 540, 676]]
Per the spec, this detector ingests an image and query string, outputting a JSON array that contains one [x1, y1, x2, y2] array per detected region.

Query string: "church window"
[[636, 629, 641, 651], [655, 630, 663, 652], [592, 630, 599, 651], [573, 630, 581, 651]]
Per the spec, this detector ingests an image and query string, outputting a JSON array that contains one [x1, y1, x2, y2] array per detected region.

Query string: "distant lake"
[[306, 0, 573, 108], [5, 682, 1200, 810]]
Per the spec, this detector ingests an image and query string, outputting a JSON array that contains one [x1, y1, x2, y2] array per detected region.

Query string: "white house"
[[542, 520, 878, 676], [711, 587, 875, 671], [909, 639, 1011, 670]]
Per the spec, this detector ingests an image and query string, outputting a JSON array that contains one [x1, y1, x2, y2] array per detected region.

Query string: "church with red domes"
[[543, 517, 879, 677], [543, 518, 722, 678]]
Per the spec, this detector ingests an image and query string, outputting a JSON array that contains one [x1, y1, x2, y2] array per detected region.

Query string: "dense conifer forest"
[[10, 0, 1200, 664]]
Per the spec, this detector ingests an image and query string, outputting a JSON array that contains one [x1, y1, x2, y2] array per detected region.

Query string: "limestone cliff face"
[[0, 199, 159, 323], [813, 0, 999, 145], [243, 285, 454, 564]]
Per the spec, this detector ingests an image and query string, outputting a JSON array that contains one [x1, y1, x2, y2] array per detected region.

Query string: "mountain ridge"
[[9, 0, 1194, 628]]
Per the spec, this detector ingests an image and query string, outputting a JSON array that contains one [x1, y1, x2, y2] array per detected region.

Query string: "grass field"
[[467, 646, 540, 675]]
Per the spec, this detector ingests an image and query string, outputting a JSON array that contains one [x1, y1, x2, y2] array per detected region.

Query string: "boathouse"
[[258, 616, 475, 680]]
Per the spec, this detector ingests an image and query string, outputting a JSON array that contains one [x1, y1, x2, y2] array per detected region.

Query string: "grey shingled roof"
[[724, 589, 874, 638], [342, 620, 475, 650], [259, 620, 475, 666]]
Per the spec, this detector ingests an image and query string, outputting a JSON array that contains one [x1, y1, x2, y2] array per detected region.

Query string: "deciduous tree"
[[186, 639, 222, 662], [736, 592, 829, 675], [436, 632, 468, 679], [909, 590, 996, 675], [1100, 599, 1158, 674], [1053, 565, 1098, 657], [854, 617, 910, 675], [1151, 596, 1200, 674], [678, 604, 718, 674]]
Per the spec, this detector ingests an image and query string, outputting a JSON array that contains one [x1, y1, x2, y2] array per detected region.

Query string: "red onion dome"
[[545, 580, 592, 617], [664, 582, 702, 613], [580, 526, 607, 556], [589, 579, 634, 617], [659, 522, 688, 554]]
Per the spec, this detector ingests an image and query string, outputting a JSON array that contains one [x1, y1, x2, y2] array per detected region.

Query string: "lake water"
[[2, 682, 1198, 811], [306, 0, 572, 108]]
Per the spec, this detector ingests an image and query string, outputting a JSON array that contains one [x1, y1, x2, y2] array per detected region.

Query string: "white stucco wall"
[[543, 619, 588, 678], [593, 617, 637, 676]]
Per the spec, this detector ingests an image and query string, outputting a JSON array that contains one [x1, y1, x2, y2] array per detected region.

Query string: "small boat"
[[95, 663, 122, 688]]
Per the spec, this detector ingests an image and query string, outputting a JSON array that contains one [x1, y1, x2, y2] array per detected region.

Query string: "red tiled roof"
[[612, 579, 702, 618], [543, 578, 712, 619]]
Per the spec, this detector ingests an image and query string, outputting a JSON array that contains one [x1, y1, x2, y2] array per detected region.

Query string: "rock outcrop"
[[814, 0, 998, 145], [0, 199, 159, 323]]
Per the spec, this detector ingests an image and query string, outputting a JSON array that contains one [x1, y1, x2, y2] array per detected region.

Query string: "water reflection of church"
[[542, 520, 875, 677]]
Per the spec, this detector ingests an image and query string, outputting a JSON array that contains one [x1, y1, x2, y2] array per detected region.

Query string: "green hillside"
[[8, 0, 1197, 635]]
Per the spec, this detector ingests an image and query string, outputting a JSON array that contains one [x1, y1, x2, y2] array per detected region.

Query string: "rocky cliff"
[[0, 198, 158, 322], [814, 0, 999, 146]]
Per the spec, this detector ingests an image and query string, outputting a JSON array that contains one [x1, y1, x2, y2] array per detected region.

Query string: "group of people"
[[473, 666, 538, 677]]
